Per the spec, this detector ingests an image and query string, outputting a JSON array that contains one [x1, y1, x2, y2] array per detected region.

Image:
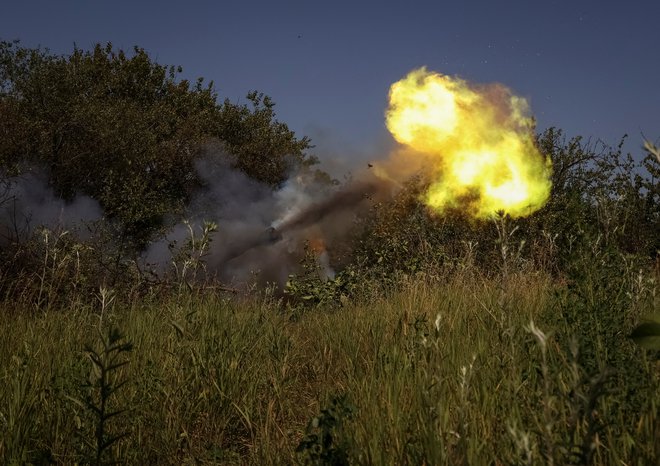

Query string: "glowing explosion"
[[385, 68, 551, 218]]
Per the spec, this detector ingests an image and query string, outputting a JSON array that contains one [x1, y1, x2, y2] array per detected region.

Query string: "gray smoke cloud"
[[144, 146, 395, 287], [0, 171, 104, 245], [0, 148, 396, 289]]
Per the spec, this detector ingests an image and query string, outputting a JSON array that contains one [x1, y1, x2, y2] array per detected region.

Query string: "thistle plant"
[[170, 219, 218, 290], [69, 327, 133, 465]]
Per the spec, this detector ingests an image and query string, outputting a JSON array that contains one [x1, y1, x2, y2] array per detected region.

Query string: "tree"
[[0, 41, 315, 248], [216, 91, 315, 187]]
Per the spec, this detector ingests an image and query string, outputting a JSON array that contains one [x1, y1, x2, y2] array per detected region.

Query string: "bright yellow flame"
[[385, 68, 551, 218]]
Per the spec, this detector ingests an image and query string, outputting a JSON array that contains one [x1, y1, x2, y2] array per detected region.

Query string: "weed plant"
[[0, 260, 657, 464]]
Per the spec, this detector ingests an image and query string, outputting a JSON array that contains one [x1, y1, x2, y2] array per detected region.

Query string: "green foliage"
[[296, 394, 355, 465], [0, 225, 144, 310], [284, 243, 356, 310], [0, 41, 315, 248], [217, 91, 314, 187], [0, 41, 214, 246], [168, 219, 218, 291], [0, 347, 41, 464], [529, 129, 659, 270], [520, 321, 615, 466], [69, 327, 133, 465], [352, 177, 469, 279], [0, 271, 658, 464]]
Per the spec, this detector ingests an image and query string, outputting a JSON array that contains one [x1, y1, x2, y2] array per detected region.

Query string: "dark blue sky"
[[2, 0, 658, 167]]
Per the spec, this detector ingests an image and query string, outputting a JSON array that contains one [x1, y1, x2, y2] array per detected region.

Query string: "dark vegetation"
[[0, 41, 315, 248], [0, 41, 658, 464]]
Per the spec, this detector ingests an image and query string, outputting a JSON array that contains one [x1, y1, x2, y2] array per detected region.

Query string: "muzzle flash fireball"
[[385, 67, 552, 218]]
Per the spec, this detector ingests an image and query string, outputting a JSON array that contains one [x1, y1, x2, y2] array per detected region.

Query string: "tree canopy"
[[0, 41, 315, 247]]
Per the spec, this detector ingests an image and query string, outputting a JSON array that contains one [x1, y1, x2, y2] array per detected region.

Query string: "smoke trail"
[[274, 179, 381, 233]]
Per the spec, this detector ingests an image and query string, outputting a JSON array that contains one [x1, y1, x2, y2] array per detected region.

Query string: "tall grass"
[[0, 266, 657, 464]]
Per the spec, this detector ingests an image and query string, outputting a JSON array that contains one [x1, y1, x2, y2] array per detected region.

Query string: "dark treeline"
[[0, 40, 658, 309]]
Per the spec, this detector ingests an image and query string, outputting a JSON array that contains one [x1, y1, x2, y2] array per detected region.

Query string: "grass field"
[[1, 265, 657, 465]]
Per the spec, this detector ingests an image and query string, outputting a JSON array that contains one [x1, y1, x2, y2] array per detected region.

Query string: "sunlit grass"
[[0, 270, 658, 464]]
